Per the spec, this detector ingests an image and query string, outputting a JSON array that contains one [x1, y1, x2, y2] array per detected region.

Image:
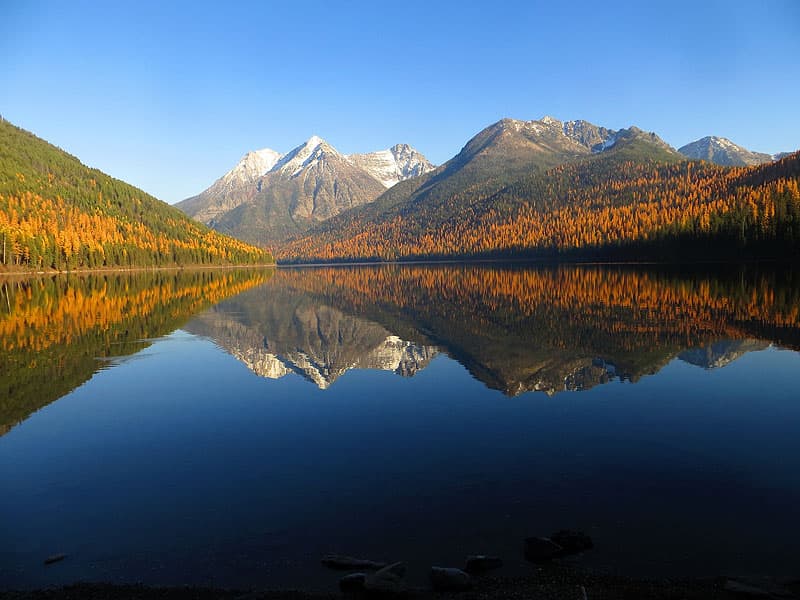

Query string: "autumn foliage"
[[280, 152, 800, 262], [0, 120, 273, 270]]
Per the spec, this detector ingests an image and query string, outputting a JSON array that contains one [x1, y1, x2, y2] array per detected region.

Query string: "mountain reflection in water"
[[3, 265, 800, 436], [185, 264, 800, 396]]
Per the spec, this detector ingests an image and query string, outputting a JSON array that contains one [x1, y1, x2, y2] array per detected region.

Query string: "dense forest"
[[0, 269, 272, 434], [0, 120, 273, 270], [280, 150, 800, 262]]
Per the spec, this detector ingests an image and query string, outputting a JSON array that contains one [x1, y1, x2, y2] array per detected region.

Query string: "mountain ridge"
[[177, 136, 434, 246], [279, 135, 800, 263], [278, 115, 687, 261]]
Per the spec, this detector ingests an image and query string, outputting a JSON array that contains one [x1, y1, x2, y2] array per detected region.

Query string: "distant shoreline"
[[0, 257, 783, 275], [275, 256, 784, 268], [0, 263, 276, 278]]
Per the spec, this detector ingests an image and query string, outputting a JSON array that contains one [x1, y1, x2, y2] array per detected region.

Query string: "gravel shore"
[[3, 564, 797, 600]]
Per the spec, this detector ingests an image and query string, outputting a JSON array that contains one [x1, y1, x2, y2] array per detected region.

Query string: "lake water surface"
[[2, 265, 799, 589]]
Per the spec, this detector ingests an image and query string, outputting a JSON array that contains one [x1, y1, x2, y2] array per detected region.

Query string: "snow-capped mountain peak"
[[222, 148, 281, 186], [346, 143, 435, 188], [305, 134, 324, 148], [492, 116, 628, 154], [540, 115, 562, 126], [678, 136, 774, 166], [273, 135, 341, 178], [186, 147, 280, 204], [177, 136, 435, 243], [710, 135, 734, 147]]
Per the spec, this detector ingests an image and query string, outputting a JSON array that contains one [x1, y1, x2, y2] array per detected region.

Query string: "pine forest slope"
[[0, 120, 272, 270], [278, 121, 682, 261], [280, 128, 800, 263]]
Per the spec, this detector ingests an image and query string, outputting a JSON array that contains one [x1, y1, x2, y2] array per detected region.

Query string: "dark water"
[[1, 265, 799, 589]]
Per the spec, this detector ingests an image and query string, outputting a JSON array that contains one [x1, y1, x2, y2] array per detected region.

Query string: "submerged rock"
[[523, 537, 564, 562], [364, 561, 406, 595], [321, 554, 387, 571], [339, 572, 367, 593], [430, 567, 472, 591], [464, 554, 503, 574]]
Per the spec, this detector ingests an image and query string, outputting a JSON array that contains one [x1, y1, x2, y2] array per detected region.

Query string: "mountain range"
[[177, 137, 434, 245], [280, 116, 799, 262], [177, 116, 795, 260]]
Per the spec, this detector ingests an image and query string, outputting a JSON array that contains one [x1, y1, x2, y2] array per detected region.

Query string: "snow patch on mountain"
[[598, 133, 619, 151]]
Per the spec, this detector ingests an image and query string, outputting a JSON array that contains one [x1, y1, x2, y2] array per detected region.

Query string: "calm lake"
[[2, 264, 799, 590]]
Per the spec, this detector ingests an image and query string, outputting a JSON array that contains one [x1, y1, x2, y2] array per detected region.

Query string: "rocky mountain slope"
[[177, 137, 433, 246], [177, 148, 281, 224]]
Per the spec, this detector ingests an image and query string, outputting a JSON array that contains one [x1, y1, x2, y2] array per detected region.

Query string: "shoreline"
[[2, 564, 796, 599], [0, 258, 787, 275], [0, 263, 277, 278], [274, 257, 786, 268]]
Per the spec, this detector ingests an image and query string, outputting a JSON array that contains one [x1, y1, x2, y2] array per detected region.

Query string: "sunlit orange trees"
[[0, 120, 272, 270], [280, 153, 800, 262]]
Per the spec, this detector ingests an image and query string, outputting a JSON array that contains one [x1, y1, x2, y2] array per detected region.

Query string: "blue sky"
[[2, 0, 799, 203]]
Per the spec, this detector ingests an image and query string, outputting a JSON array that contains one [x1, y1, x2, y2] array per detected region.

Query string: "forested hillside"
[[280, 146, 800, 263], [0, 120, 273, 270]]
